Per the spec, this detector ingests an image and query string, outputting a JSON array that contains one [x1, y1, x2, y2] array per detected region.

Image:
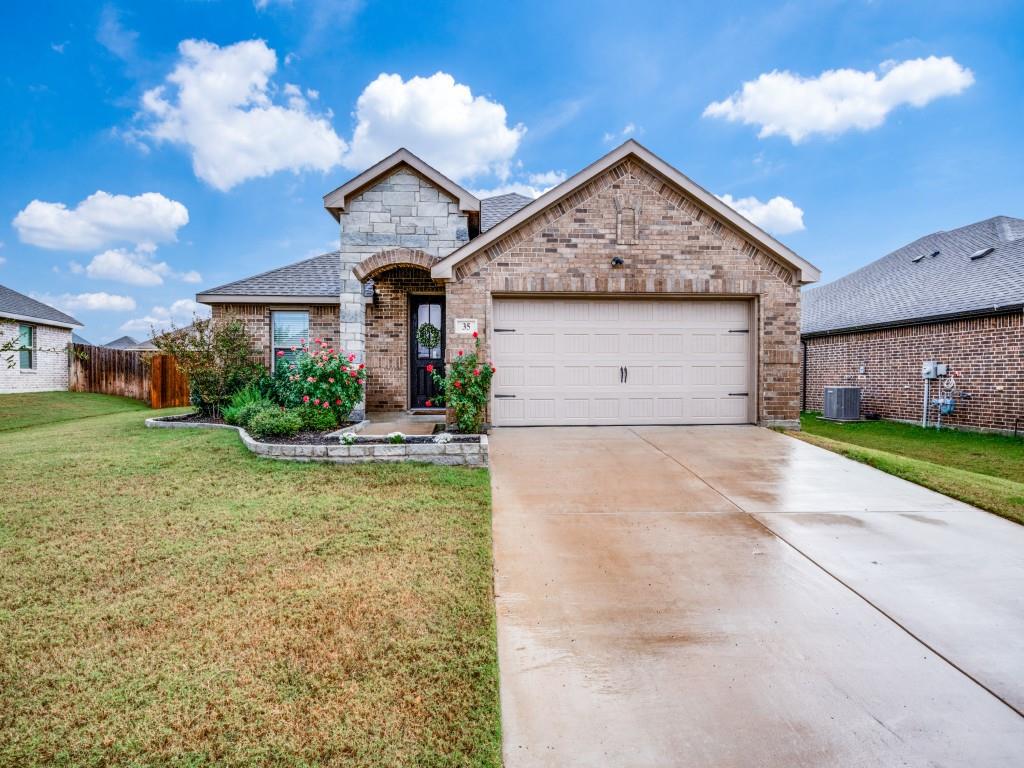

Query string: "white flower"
[[433, 432, 453, 444], [340, 432, 357, 445], [386, 431, 406, 444]]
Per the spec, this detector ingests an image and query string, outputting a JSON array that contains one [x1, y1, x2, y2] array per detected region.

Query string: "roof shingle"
[[0, 283, 81, 327], [199, 251, 343, 298], [802, 216, 1024, 335], [480, 193, 532, 232]]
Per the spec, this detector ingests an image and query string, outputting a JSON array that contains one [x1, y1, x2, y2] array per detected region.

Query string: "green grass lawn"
[[0, 391, 149, 432], [0, 392, 500, 767], [796, 413, 1024, 525]]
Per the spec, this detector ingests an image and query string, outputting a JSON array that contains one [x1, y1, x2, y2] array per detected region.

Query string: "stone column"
[[339, 258, 367, 421]]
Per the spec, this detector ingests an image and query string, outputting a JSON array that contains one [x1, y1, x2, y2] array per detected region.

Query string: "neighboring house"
[[103, 335, 157, 351], [0, 283, 81, 393], [802, 216, 1024, 433], [71, 332, 92, 346], [198, 140, 820, 427]]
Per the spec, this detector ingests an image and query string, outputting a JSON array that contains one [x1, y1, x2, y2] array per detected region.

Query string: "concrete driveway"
[[490, 426, 1024, 768]]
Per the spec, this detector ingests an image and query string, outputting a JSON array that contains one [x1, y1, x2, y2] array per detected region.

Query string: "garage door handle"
[[494, 394, 516, 398], [729, 329, 749, 333], [619, 366, 624, 383], [728, 392, 749, 396], [624, 367, 628, 383], [494, 328, 516, 333]]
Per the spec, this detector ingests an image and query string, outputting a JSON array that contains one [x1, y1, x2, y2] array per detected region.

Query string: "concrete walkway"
[[490, 426, 1024, 768]]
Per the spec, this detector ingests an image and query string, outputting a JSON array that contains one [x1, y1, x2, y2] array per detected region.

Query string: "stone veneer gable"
[[443, 157, 803, 426]]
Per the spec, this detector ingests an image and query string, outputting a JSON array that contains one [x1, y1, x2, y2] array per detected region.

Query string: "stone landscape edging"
[[144, 414, 488, 467]]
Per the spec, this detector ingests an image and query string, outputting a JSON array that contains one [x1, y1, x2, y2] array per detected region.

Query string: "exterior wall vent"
[[823, 386, 861, 421]]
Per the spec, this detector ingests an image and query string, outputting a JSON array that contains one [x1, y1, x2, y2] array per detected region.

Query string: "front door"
[[410, 297, 445, 408]]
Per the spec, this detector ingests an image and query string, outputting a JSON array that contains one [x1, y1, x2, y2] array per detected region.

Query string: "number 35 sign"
[[454, 318, 478, 335]]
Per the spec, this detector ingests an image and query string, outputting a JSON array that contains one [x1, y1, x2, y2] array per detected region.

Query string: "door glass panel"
[[416, 303, 442, 359]]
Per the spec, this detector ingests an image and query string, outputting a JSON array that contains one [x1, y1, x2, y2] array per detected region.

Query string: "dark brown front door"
[[410, 297, 444, 408]]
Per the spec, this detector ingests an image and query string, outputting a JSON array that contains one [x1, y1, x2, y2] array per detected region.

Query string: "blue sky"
[[1, 0, 1021, 343]]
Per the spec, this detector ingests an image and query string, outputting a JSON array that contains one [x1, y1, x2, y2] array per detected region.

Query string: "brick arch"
[[352, 248, 436, 281]]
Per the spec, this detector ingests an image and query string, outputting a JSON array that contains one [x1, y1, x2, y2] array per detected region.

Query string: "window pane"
[[416, 304, 441, 358], [18, 326, 33, 369], [272, 311, 309, 347]]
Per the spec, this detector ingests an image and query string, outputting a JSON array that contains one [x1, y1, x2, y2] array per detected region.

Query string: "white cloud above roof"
[[717, 193, 805, 235], [72, 246, 201, 287], [13, 191, 188, 251], [704, 56, 974, 143], [120, 298, 209, 334], [137, 39, 347, 191], [32, 292, 137, 313], [344, 72, 526, 182]]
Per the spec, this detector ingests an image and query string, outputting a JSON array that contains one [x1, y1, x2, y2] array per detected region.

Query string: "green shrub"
[[299, 405, 339, 431], [223, 385, 268, 426], [274, 339, 365, 420], [429, 334, 495, 433], [246, 407, 303, 440], [234, 400, 273, 429]]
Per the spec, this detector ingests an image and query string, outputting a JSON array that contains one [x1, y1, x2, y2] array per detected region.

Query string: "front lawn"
[[0, 391, 148, 432], [0, 392, 500, 767], [795, 413, 1024, 525]]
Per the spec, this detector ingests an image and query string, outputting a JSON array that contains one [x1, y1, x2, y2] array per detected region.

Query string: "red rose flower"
[[313, 398, 320, 405], [349, 370, 358, 378], [472, 330, 478, 338], [307, 376, 316, 382], [276, 350, 285, 357], [335, 398, 342, 405], [454, 380, 462, 389], [300, 338, 305, 344], [358, 363, 364, 370], [302, 395, 310, 403], [314, 337, 322, 344], [457, 349, 464, 356], [357, 379, 364, 385], [472, 368, 480, 376], [328, 377, 335, 383], [322, 402, 330, 409], [348, 354, 356, 362], [425, 400, 432, 407], [425, 364, 433, 373], [491, 366, 496, 373]]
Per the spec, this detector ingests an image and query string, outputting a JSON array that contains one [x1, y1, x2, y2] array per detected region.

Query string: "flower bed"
[[146, 414, 488, 466]]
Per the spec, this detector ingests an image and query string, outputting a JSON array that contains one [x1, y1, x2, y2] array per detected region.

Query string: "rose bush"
[[428, 332, 495, 433], [275, 338, 365, 424]]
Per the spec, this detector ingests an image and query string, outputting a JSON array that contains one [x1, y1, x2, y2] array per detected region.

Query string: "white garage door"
[[491, 298, 752, 426]]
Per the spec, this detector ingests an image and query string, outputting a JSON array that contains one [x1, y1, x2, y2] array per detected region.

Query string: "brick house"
[[197, 141, 820, 427], [0, 283, 81, 394], [802, 216, 1024, 434]]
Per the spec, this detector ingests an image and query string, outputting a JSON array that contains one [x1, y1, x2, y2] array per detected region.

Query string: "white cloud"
[[120, 298, 209, 334], [603, 122, 639, 143], [717, 193, 805, 235], [704, 56, 974, 143], [79, 246, 201, 287], [473, 169, 567, 200], [51, 41, 68, 54], [96, 5, 138, 61], [344, 72, 526, 181], [137, 39, 347, 191], [33, 292, 136, 313], [0, 256, 6, 267], [13, 191, 188, 251]]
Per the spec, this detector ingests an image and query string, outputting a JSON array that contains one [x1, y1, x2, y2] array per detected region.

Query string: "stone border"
[[145, 414, 488, 467]]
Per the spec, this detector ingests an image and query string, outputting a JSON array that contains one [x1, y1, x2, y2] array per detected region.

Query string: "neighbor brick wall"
[[0, 319, 71, 393], [803, 312, 1024, 433], [445, 158, 803, 426], [210, 304, 341, 370], [364, 268, 444, 411]]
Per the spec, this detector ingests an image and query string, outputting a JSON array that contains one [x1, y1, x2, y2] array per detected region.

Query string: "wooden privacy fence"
[[69, 344, 190, 408]]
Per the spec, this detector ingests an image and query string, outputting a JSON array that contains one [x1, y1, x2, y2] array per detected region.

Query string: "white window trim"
[[271, 310, 310, 372], [18, 324, 36, 371]]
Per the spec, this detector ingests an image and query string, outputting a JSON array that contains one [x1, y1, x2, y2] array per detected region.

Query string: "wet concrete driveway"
[[490, 426, 1024, 767]]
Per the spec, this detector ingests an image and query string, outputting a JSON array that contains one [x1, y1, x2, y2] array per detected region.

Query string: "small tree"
[[429, 333, 495, 433], [153, 318, 263, 416]]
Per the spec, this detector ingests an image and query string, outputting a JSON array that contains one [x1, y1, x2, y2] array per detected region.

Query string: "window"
[[18, 325, 34, 369], [272, 311, 309, 371], [416, 302, 443, 359]]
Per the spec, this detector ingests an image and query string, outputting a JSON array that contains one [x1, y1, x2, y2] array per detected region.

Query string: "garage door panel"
[[491, 298, 751, 426]]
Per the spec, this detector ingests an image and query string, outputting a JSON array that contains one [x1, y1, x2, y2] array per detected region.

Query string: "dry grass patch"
[[0, 393, 500, 767]]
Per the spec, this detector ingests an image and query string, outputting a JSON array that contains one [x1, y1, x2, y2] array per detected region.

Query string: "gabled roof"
[[72, 332, 92, 345], [197, 251, 343, 304], [104, 335, 142, 350], [431, 140, 820, 284], [802, 216, 1024, 336], [481, 193, 533, 232], [0, 283, 81, 328], [323, 148, 480, 221]]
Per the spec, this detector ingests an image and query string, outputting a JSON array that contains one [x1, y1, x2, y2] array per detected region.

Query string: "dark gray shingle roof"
[[0, 283, 81, 326], [72, 332, 92, 345], [802, 216, 1024, 335], [200, 251, 343, 297], [480, 193, 532, 232]]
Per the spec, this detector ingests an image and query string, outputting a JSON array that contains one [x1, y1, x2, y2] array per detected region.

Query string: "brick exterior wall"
[[444, 158, 803, 426], [364, 268, 444, 411], [210, 304, 341, 370], [0, 319, 71, 393], [802, 312, 1024, 433]]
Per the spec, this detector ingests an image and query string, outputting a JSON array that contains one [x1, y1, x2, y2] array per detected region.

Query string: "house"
[[103, 335, 158, 351], [72, 332, 92, 346], [802, 216, 1024, 433], [0, 283, 81, 393], [197, 140, 820, 427]]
